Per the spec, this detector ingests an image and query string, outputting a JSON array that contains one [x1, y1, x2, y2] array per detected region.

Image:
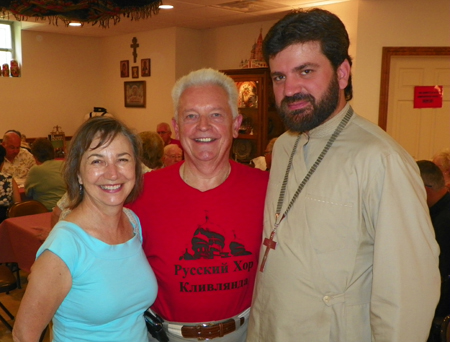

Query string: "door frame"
[[378, 46, 450, 130]]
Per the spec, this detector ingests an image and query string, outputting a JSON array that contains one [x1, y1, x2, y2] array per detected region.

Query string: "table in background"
[[0, 212, 52, 273]]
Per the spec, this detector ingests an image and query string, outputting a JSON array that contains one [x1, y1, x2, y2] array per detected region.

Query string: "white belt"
[[161, 308, 250, 338]]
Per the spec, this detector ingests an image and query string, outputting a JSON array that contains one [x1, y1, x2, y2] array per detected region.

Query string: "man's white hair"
[[164, 144, 182, 154], [171, 68, 239, 122]]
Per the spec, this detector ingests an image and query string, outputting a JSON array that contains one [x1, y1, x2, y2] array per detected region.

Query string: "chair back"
[[7, 200, 48, 218], [442, 315, 450, 342], [0, 265, 17, 293]]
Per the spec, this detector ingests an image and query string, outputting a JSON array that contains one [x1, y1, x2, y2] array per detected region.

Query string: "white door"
[[386, 56, 450, 160]]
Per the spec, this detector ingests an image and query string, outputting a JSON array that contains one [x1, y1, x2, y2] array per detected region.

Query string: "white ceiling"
[[3, 0, 348, 37]]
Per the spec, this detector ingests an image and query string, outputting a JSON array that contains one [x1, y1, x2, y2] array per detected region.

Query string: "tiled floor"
[[0, 271, 50, 342]]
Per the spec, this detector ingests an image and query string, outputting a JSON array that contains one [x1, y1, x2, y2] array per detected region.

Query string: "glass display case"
[[221, 68, 285, 164]]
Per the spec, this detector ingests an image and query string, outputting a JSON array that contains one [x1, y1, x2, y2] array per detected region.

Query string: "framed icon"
[[236, 81, 258, 108], [124, 81, 146, 108], [141, 58, 151, 77], [120, 60, 129, 78], [132, 66, 139, 79]]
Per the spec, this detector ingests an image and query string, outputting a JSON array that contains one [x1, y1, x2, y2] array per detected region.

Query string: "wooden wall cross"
[[130, 37, 139, 63]]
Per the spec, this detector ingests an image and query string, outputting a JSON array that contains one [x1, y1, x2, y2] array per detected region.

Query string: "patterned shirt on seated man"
[[1, 130, 36, 187]]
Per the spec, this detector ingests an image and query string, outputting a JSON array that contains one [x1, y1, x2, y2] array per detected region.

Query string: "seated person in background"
[[13, 116, 158, 342], [25, 138, 66, 211], [417, 160, 450, 322], [1, 130, 36, 187], [157, 122, 182, 149], [0, 145, 21, 222], [162, 144, 183, 168], [20, 133, 31, 152], [138, 131, 164, 171], [433, 148, 450, 191]]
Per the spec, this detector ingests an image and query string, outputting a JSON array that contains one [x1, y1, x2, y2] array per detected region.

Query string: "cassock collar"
[[307, 103, 351, 139]]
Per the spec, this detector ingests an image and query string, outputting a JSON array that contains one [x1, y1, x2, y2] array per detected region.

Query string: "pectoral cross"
[[260, 230, 277, 272], [130, 37, 139, 63]]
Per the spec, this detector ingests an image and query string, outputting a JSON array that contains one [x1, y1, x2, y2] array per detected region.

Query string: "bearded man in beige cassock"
[[247, 8, 440, 342]]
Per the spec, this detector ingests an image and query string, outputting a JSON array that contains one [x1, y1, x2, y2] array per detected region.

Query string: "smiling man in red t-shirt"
[[129, 68, 268, 342]]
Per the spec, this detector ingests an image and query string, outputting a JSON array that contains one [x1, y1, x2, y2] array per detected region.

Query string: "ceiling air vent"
[[213, 0, 281, 13]]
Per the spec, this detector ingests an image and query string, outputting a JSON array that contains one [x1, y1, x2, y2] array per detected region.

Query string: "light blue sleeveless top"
[[37, 208, 157, 342]]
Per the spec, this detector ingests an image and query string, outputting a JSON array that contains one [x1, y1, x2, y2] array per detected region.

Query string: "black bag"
[[144, 309, 169, 342]]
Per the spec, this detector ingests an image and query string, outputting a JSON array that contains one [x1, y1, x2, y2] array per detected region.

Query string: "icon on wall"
[[132, 66, 139, 79], [124, 81, 146, 108], [236, 81, 258, 108], [120, 60, 129, 78], [141, 58, 151, 77]]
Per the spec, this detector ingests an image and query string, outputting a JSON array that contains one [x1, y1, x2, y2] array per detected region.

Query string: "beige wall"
[[174, 27, 205, 79], [0, 0, 448, 139], [99, 27, 178, 134], [0, 31, 101, 137], [201, 0, 360, 70], [100, 26, 205, 134], [202, 20, 278, 70], [352, 0, 450, 124]]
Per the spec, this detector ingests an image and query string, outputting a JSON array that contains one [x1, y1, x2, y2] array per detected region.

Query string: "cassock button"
[[322, 293, 345, 306]]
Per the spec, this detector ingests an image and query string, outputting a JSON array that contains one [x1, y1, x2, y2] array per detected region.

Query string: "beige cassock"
[[247, 104, 440, 342]]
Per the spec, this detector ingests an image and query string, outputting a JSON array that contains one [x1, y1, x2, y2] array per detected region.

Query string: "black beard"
[[276, 75, 340, 133]]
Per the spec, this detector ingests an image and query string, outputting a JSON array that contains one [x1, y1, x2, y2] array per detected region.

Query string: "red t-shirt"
[[128, 161, 268, 322]]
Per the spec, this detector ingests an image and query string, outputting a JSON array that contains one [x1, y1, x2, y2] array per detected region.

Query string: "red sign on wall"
[[414, 86, 443, 109]]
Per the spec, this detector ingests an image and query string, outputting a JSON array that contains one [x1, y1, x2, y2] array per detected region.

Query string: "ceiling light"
[[159, 5, 173, 9], [69, 22, 82, 27]]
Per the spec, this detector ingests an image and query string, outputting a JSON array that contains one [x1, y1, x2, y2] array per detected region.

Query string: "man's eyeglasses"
[[157, 131, 169, 135]]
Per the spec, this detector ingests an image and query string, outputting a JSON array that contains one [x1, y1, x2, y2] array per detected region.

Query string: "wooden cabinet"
[[221, 67, 285, 164]]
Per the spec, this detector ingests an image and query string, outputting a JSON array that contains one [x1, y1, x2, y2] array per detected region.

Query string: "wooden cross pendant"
[[260, 230, 277, 272]]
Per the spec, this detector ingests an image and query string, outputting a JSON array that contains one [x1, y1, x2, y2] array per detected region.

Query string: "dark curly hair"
[[263, 8, 353, 101]]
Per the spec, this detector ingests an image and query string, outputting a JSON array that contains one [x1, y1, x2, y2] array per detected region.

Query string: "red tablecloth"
[[0, 212, 52, 273]]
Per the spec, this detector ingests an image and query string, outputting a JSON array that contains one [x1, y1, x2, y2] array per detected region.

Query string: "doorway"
[[378, 47, 450, 160]]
